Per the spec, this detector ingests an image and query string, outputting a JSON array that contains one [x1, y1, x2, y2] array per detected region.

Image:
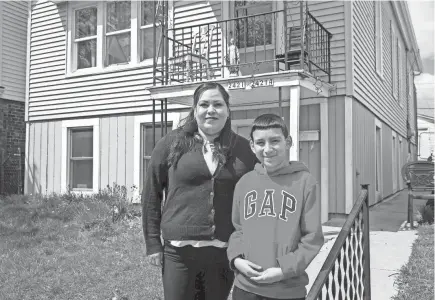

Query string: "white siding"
[[28, 0, 183, 121], [352, 1, 412, 141], [0, 0, 28, 102]]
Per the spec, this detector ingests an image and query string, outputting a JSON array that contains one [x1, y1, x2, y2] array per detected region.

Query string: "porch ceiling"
[[148, 70, 334, 107]]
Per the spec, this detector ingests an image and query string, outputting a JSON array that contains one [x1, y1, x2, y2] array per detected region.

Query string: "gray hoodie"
[[227, 162, 324, 299]]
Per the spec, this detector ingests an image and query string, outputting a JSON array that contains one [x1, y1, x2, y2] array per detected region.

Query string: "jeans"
[[232, 286, 305, 300], [162, 241, 234, 300]]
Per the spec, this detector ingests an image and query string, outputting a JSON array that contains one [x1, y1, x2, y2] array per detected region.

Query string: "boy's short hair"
[[250, 113, 289, 140]]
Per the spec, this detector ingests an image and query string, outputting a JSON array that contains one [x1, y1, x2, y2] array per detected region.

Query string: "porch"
[[150, 1, 332, 86]]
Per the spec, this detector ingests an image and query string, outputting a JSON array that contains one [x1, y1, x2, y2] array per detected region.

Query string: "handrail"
[[307, 184, 371, 300], [307, 11, 332, 37]]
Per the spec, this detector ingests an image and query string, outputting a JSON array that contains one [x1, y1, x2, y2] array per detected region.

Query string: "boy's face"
[[250, 128, 291, 173]]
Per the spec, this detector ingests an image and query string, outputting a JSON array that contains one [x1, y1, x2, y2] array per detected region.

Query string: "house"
[[25, 0, 422, 222], [0, 1, 29, 194], [417, 114, 434, 160]]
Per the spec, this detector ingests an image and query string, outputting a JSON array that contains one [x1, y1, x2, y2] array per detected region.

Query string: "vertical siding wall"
[[29, 0, 182, 121], [286, 1, 346, 94], [26, 115, 137, 196], [327, 96, 346, 213], [352, 99, 408, 206], [0, 0, 28, 102], [353, 1, 411, 141]]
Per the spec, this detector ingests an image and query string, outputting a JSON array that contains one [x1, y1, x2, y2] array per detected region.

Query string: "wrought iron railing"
[[306, 11, 332, 83], [306, 185, 371, 300], [153, 7, 332, 85]]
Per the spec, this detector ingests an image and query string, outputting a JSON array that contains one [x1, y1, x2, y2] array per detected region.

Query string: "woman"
[[142, 82, 257, 300]]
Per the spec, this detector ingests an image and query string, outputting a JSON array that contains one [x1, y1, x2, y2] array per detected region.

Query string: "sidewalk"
[[306, 189, 425, 299]]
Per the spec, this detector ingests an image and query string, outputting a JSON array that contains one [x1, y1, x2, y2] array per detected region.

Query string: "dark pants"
[[232, 286, 305, 300], [162, 241, 234, 300]]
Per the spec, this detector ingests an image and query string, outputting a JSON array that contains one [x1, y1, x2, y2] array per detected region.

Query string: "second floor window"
[[234, 1, 273, 48], [75, 7, 97, 69], [374, 1, 383, 77], [105, 1, 131, 66], [69, 1, 161, 73]]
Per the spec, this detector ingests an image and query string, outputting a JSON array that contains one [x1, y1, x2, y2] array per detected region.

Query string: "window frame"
[[374, 1, 383, 78], [61, 118, 100, 194], [66, 1, 159, 77], [133, 112, 187, 202], [392, 131, 397, 192], [398, 42, 403, 107], [375, 118, 383, 202], [231, 1, 276, 53], [391, 22, 398, 100]]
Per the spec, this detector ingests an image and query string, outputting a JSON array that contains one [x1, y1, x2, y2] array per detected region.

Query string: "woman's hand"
[[250, 267, 284, 284], [149, 252, 163, 267], [234, 258, 263, 277]]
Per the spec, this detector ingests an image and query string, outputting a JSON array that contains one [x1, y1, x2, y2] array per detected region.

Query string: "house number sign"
[[228, 78, 274, 90]]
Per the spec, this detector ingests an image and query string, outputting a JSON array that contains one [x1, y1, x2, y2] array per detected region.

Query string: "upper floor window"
[[391, 22, 398, 100], [68, 1, 161, 75], [398, 42, 403, 105], [374, 1, 383, 77], [234, 1, 273, 48]]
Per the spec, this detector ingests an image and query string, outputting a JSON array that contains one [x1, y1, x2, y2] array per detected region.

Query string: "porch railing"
[[306, 11, 332, 83], [154, 8, 332, 85], [306, 185, 371, 300]]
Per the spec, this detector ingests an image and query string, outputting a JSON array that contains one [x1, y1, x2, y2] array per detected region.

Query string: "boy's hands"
[[234, 258, 263, 277], [250, 267, 284, 284]]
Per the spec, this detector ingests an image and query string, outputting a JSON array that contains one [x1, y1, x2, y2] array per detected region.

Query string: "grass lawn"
[[392, 224, 434, 300], [0, 191, 163, 300]]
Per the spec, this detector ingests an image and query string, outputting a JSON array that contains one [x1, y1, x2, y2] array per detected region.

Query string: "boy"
[[227, 114, 324, 300]]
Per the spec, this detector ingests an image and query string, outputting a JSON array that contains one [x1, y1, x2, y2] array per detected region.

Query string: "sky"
[[407, 0, 434, 118]]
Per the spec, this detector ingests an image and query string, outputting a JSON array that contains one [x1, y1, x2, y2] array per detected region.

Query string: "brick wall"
[[0, 98, 25, 194]]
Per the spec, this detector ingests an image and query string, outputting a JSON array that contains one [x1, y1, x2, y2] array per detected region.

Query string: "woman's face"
[[195, 88, 229, 137]]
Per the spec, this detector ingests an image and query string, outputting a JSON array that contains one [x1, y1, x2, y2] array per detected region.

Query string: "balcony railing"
[[152, 6, 332, 86]]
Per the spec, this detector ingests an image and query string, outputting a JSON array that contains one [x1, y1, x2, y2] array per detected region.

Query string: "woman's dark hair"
[[250, 113, 290, 140], [167, 82, 235, 168]]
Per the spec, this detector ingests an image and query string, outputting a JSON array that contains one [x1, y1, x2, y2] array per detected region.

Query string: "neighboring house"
[[417, 114, 434, 160], [25, 0, 421, 222], [0, 1, 29, 194]]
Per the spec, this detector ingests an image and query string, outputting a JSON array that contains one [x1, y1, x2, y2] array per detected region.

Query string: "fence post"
[[361, 184, 371, 300]]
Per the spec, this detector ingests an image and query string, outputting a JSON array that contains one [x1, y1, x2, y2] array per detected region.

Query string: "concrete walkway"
[[305, 189, 426, 299]]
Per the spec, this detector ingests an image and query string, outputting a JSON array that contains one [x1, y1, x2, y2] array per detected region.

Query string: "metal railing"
[[306, 11, 332, 83], [154, 7, 332, 85], [307, 185, 371, 300]]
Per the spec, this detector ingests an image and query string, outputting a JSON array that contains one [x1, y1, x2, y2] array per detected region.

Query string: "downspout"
[[407, 48, 422, 161]]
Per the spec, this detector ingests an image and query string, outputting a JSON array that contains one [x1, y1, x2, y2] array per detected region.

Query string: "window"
[[392, 134, 397, 191], [234, 1, 273, 48], [140, 1, 161, 61], [105, 1, 131, 66], [374, 1, 383, 76], [391, 23, 398, 99], [141, 122, 172, 189], [61, 119, 100, 193], [68, 1, 162, 74], [74, 6, 97, 69], [69, 128, 94, 190], [375, 119, 382, 202], [398, 42, 403, 105]]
